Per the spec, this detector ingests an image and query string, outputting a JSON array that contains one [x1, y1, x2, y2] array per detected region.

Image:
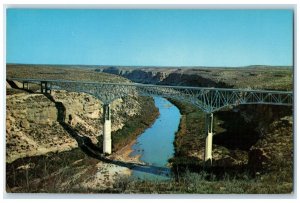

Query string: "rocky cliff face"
[[95, 67, 170, 84], [96, 66, 292, 90], [6, 86, 141, 163], [97, 67, 214, 86], [212, 105, 292, 169]]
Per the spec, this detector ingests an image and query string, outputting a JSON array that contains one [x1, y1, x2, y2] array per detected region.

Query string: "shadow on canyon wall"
[[44, 93, 171, 178]]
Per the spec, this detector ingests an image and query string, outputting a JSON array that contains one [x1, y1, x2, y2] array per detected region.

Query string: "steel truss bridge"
[[7, 78, 293, 163]]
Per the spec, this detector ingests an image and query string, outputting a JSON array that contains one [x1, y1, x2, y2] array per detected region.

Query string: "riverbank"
[[110, 97, 160, 152], [168, 99, 206, 167], [96, 98, 292, 194], [6, 96, 159, 193], [6, 66, 141, 164], [109, 100, 292, 194], [129, 97, 181, 180]]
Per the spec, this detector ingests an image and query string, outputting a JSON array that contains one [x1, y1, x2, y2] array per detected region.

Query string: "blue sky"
[[6, 9, 293, 67]]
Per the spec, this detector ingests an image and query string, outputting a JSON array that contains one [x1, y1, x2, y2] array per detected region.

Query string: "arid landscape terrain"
[[6, 64, 293, 193], [96, 65, 292, 90], [6, 64, 159, 192]]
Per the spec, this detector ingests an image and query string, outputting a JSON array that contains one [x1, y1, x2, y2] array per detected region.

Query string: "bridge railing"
[[7, 78, 293, 113]]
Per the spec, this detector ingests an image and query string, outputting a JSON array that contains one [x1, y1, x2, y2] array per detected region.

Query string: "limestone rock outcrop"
[[6, 90, 141, 163]]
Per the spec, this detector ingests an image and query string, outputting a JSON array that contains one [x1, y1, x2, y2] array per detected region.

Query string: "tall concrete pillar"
[[103, 104, 112, 155], [204, 113, 214, 164]]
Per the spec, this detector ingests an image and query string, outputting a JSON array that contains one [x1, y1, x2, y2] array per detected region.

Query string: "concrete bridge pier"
[[22, 81, 29, 90], [41, 81, 52, 94], [103, 104, 112, 155], [204, 113, 214, 165]]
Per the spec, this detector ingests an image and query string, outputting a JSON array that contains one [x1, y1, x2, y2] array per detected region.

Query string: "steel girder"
[[8, 78, 293, 113]]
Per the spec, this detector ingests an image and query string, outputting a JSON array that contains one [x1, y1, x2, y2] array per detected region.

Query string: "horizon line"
[[6, 63, 293, 69]]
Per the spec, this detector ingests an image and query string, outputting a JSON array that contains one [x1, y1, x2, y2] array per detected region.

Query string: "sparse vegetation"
[[6, 64, 293, 194], [7, 64, 129, 83], [6, 64, 160, 192], [6, 148, 95, 192], [6, 93, 159, 192], [100, 101, 293, 194], [110, 97, 159, 152], [109, 169, 292, 194], [99, 65, 294, 191], [98, 65, 293, 90], [167, 99, 293, 194]]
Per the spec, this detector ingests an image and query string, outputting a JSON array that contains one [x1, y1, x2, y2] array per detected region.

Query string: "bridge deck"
[[6, 77, 293, 94], [7, 77, 293, 113]]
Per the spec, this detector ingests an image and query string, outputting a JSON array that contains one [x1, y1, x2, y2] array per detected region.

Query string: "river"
[[130, 97, 181, 180]]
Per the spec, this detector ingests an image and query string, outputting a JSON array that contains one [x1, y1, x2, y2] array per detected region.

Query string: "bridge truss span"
[[7, 78, 293, 162], [48, 80, 293, 113], [8, 78, 293, 113], [201, 88, 293, 113]]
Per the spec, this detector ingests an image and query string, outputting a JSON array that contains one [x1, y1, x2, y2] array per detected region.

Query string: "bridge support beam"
[[204, 113, 214, 165], [103, 104, 112, 155]]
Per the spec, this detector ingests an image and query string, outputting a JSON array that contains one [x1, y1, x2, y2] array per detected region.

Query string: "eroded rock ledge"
[[6, 89, 141, 163]]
